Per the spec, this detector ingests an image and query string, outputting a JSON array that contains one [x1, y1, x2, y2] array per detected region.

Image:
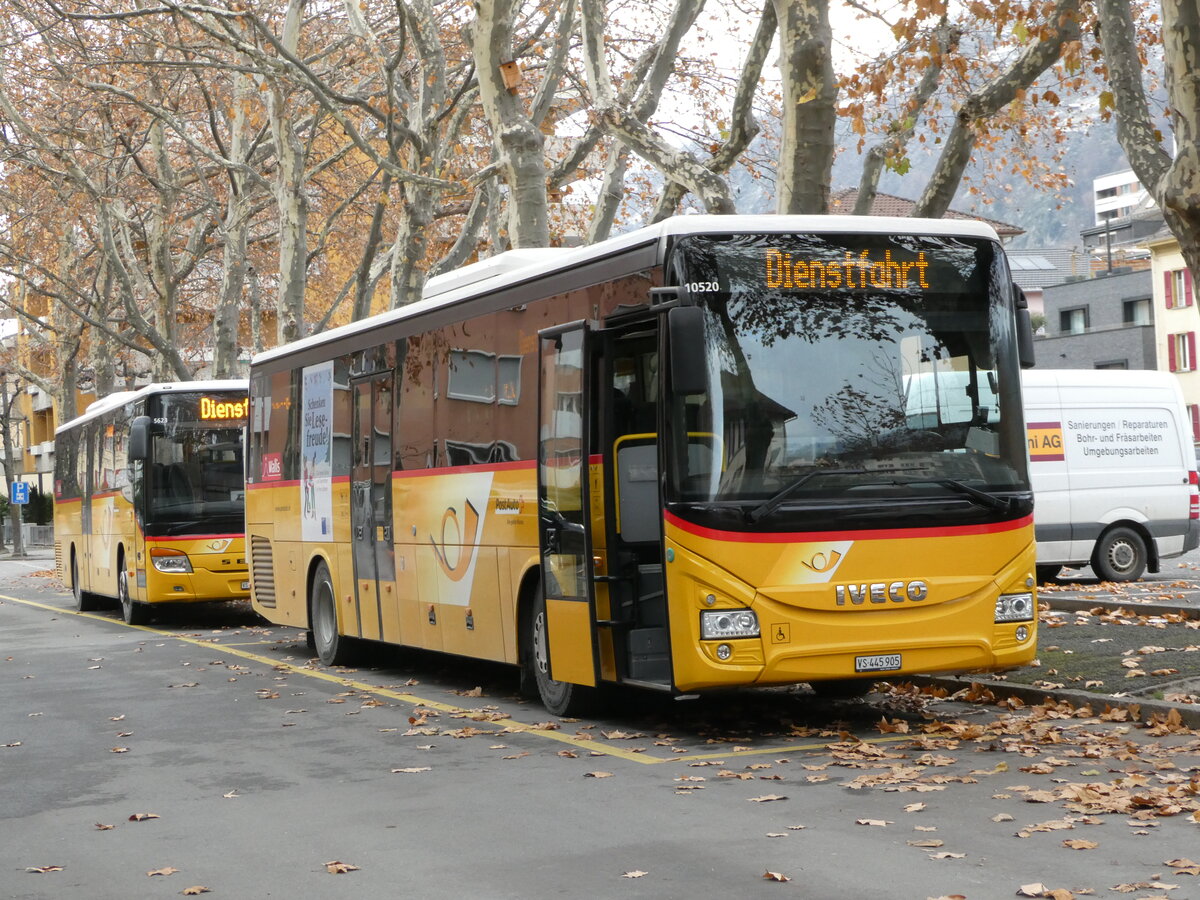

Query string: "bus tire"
[[71, 551, 101, 613], [117, 553, 150, 625], [310, 560, 358, 666], [524, 584, 597, 717], [1092, 526, 1147, 582], [1035, 565, 1061, 584]]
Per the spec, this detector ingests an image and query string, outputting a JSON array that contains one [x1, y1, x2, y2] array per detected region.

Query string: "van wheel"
[[1092, 527, 1147, 582], [523, 585, 597, 717], [1035, 565, 1061, 584], [309, 561, 359, 666]]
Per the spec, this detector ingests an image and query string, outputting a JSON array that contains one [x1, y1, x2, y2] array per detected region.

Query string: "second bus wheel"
[[309, 561, 359, 666], [117, 555, 150, 625], [71, 551, 102, 613], [1091, 526, 1147, 582], [524, 585, 598, 718]]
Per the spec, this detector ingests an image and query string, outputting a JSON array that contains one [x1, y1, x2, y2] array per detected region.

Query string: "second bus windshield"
[[669, 232, 1029, 517], [145, 392, 246, 530]]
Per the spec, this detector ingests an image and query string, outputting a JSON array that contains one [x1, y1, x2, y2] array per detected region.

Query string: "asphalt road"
[[1, 553, 1198, 900]]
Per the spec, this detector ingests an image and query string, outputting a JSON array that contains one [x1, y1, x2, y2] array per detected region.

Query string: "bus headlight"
[[995, 592, 1034, 623], [700, 609, 760, 640], [150, 548, 194, 574]]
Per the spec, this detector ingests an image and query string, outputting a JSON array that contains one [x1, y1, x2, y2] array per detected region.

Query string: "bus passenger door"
[[537, 324, 599, 688], [351, 373, 397, 642]]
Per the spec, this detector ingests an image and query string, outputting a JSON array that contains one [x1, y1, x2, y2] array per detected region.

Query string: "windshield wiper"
[[890, 477, 1016, 513], [746, 468, 867, 523]]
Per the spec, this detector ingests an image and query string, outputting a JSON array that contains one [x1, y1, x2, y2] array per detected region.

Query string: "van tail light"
[[1190, 471, 1199, 520]]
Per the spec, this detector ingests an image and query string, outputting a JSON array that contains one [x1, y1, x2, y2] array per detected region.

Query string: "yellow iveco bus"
[[247, 215, 1038, 715], [55, 381, 251, 625]]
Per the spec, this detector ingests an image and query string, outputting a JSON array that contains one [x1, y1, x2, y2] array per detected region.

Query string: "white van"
[[1022, 369, 1200, 582]]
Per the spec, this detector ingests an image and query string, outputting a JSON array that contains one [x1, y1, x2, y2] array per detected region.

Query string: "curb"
[[1042, 596, 1200, 619], [908, 674, 1200, 729]]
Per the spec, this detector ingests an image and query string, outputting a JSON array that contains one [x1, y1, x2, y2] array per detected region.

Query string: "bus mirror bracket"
[[668, 305, 707, 396], [129, 415, 152, 462], [1013, 284, 1035, 369]]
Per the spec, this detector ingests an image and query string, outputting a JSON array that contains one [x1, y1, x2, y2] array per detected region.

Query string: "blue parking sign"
[[10, 482, 29, 505]]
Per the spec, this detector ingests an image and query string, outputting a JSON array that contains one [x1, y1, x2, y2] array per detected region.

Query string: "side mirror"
[[1013, 284, 1036, 369], [668, 305, 707, 395], [129, 415, 152, 462]]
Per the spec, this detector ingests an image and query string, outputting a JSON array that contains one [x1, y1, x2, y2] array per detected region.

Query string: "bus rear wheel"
[[71, 552, 101, 612], [118, 556, 150, 625], [1092, 526, 1147, 582], [310, 561, 358, 666], [524, 585, 597, 717]]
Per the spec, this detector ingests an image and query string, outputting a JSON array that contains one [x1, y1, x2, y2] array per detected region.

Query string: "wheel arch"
[[515, 562, 541, 670], [304, 552, 337, 631], [1097, 519, 1158, 573]]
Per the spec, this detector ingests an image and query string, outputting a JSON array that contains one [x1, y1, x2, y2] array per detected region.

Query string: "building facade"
[[1034, 268, 1156, 370]]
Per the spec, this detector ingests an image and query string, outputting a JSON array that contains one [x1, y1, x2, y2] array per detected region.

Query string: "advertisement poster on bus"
[[301, 361, 334, 541]]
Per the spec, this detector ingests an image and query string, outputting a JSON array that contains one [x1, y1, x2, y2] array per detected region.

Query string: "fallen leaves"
[[180, 888, 210, 896], [128, 812, 160, 822], [762, 871, 790, 882], [25, 865, 63, 874], [147, 866, 179, 877], [748, 794, 787, 803], [622, 870, 647, 878], [324, 860, 359, 874]]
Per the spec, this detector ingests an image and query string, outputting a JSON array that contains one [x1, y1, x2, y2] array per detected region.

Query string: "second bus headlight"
[[150, 548, 194, 574], [700, 609, 760, 640], [995, 592, 1034, 622]]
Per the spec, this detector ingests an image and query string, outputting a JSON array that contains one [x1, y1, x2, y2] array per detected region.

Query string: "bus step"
[[628, 626, 670, 683]]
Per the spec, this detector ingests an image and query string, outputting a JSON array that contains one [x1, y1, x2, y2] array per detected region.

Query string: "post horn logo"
[[800, 550, 842, 573], [430, 499, 480, 582]]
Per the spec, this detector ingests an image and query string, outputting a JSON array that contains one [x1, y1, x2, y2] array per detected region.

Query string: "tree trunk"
[[772, 0, 836, 214], [471, 0, 550, 248]]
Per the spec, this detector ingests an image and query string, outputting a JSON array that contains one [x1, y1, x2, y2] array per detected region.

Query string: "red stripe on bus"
[[664, 511, 1033, 543]]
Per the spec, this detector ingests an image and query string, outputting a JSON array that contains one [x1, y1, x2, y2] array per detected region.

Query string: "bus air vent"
[[250, 535, 276, 608]]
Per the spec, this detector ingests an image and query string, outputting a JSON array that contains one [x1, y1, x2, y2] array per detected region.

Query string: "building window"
[[1124, 298, 1151, 324], [1165, 268, 1193, 309], [1060, 307, 1088, 335], [1170, 332, 1197, 372], [1122, 298, 1151, 325]]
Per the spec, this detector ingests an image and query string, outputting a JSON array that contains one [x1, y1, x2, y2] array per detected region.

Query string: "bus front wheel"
[[310, 561, 358, 666], [524, 585, 597, 717], [1092, 527, 1147, 582], [71, 552, 101, 612], [118, 555, 150, 625]]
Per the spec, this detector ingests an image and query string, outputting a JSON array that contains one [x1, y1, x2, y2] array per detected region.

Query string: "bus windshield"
[[668, 232, 1030, 524], [144, 392, 246, 532]]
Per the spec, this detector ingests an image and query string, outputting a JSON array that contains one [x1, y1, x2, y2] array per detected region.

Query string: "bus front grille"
[[250, 535, 276, 608]]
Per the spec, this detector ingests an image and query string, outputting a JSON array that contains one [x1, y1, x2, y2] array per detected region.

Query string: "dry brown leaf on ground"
[[180, 888, 210, 895], [147, 867, 178, 877], [128, 813, 160, 822], [762, 871, 790, 882], [748, 794, 787, 802], [1062, 839, 1098, 850], [584, 771, 613, 778], [324, 860, 359, 874], [622, 870, 647, 878], [25, 866, 63, 874]]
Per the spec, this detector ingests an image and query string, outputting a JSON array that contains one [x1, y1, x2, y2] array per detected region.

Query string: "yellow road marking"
[[4, 593, 915, 764]]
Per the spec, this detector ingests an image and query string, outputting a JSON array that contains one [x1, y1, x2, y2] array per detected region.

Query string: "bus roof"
[[253, 213, 1003, 368], [55, 379, 249, 435]]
